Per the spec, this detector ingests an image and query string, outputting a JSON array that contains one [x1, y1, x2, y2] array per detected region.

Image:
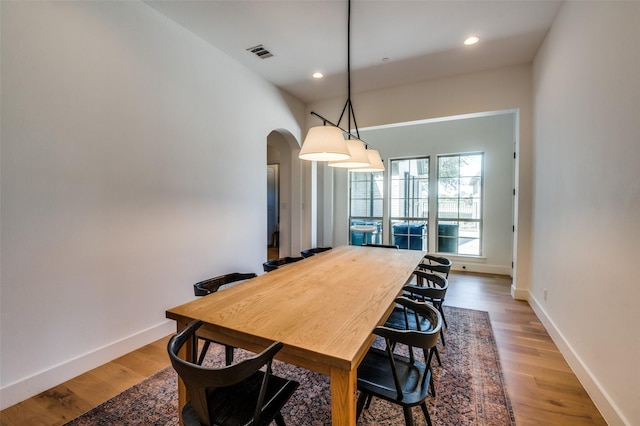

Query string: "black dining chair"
[[357, 297, 442, 426], [416, 254, 452, 279], [262, 256, 304, 272], [406, 270, 450, 331], [193, 272, 257, 365], [168, 320, 299, 426], [385, 271, 448, 391], [300, 246, 332, 258]]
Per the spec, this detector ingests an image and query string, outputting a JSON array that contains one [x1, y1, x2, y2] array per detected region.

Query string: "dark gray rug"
[[65, 306, 515, 425]]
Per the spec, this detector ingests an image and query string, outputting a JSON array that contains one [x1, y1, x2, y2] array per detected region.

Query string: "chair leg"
[[438, 303, 448, 329], [224, 345, 234, 366], [364, 393, 374, 409], [356, 392, 369, 420], [420, 402, 433, 426], [402, 406, 416, 426], [430, 373, 436, 397], [426, 349, 437, 397], [274, 412, 286, 426], [197, 339, 210, 365], [430, 346, 442, 367]]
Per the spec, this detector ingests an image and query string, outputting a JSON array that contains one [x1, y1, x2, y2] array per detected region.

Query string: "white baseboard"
[[528, 296, 628, 426], [511, 284, 528, 301], [0, 320, 176, 410], [450, 264, 511, 276]]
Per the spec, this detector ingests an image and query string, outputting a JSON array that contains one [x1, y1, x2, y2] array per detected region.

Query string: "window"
[[349, 171, 384, 245], [437, 153, 483, 255], [389, 158, 429, 250]]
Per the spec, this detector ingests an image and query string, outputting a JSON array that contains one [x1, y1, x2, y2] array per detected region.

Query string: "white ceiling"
[[145, 0, 563, 103]]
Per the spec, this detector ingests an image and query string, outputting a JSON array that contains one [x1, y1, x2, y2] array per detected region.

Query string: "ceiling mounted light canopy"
[[298, 0, 384, 172]]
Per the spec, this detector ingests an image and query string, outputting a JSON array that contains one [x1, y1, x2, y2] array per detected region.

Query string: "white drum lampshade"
[[299, 126, 351, 162], [349, 149, 385, 172], [328, 139, 371, 168]]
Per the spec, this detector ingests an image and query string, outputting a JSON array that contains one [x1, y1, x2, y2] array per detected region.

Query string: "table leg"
[[330, 366, 357, 426]]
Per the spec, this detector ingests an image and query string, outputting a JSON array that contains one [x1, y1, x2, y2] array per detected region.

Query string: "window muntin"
[[437, 153, 483, 255], [389, 158, 429, 250]]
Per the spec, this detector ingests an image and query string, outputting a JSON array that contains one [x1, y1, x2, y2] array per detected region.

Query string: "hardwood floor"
[[0, 271, 606, 426], [445, 273, 606, 426], [268, 245, 279, 261]]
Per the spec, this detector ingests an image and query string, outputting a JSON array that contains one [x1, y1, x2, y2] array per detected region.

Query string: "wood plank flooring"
[[445, 272, 606, 426], [1, 271, 606, 426]]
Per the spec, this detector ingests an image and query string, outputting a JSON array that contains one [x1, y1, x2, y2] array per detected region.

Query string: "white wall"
[[308, 65, 532, 290], [0, 1, 304, 408], [329, 112, 516, 275], [531, 2, 640, 424]]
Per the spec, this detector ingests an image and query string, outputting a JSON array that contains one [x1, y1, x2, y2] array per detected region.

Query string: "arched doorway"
[[266, 129, 303, 261]]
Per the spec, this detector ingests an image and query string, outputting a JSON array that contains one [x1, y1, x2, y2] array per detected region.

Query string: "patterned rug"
[[65, 306, 515, 425]]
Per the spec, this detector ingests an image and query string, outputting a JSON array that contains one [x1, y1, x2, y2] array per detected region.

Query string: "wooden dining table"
[[165, 245, 425, 426]]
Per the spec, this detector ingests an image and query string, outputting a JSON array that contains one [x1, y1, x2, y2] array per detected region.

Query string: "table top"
[[166, 245, 425, 374]]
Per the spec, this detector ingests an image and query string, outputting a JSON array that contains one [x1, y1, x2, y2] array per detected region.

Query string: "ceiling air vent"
[[246, 44, 273, 59]]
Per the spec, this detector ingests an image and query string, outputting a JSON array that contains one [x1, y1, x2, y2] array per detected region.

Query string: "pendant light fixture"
[[298, 125, 350, 162], [299, 0, 384, 172], [349, 148, 385, 172]]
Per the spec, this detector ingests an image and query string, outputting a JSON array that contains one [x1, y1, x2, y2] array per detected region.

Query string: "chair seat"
[[181, 370, 299, 426], [385, 305, 436, 333], [358, 347, 431, 407]]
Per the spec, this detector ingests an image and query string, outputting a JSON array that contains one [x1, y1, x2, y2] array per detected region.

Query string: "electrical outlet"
[[543, 288, 548, 301]]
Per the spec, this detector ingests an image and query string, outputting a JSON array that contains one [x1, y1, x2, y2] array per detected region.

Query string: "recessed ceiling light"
[[464, 36, 480, 46], [312, 72, 324, 79]]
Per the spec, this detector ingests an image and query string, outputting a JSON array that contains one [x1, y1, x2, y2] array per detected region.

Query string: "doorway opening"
[[267, 164, 279, 260]]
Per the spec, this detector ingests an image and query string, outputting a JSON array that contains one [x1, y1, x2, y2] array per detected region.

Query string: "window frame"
[[388, 156, 430, 251], [436, 152, 484, 256], [348, 171, 384, 246]]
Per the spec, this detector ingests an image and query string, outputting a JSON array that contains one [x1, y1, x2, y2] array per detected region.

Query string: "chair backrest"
[[418, 254, 452, 277], [411, 269, 447, 294], [193, 272, 257, 297], [405, 271, 448, 301], [362, 243, 400, 249], [414, 270, 447, 288], [262, 256, 304, 272], [376, 297, 442, 345], [300, 246, 332, 258], [167, 320, 284, 426]]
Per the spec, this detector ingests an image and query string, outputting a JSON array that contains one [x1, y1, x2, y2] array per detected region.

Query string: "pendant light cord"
[[337, 0, 360, 141]]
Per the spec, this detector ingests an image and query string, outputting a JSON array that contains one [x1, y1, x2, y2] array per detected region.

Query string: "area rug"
[[65, 306, 515, 425]]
